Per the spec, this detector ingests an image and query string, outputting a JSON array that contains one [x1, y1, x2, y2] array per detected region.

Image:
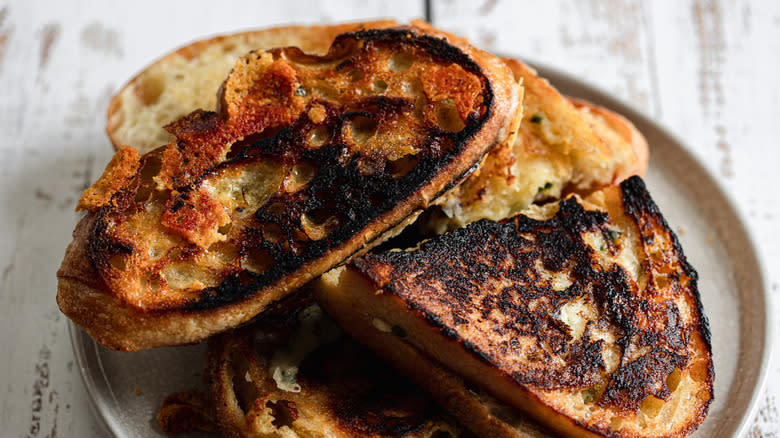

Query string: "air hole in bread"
[[639, 395, 664, 418], [262, 223, 283, 244], [208, 242, 239, 265], [229, 351, 258, 414], [135, 155, 163, 203], [217, 223, 232, 235], [348, 69, 364, 83], [412, 95, 427, 121], [373, 79, 388, 93], [162, 262, 217, 290], [666, 368, 682, 392], [266, 202, 285, 216], [388, 52, 414, 73], [609, 416, 623, 431], [581, 387, 598, 404], [312, 85, 338, 100], [268, 400, 298, 428], [690, 360, 709, 383], [435, 99, 466, 133], [301, 209, 339, 241], [173, 73, 184, 80], [284, 163, 317, 192], [308, 126, 329, 148], [109, 255, 126, 271], [357, 157, 381, 175], [147, 274, 161, 292], [221, 43, 236, 53], [136, 74, 165, 105], [242, 248, 274, 274], [388, 154, 419, 178], [348, 116, 377, 144]]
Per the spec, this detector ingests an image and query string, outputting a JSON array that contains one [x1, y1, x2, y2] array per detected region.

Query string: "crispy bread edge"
[[106, 20, 401, 150], [568, 97, 649, 180]]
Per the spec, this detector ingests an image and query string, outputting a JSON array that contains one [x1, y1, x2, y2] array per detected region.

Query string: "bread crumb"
[[134, 386, 142, 395], [677, 227, 686, 235], [706, 235, 713, 244]]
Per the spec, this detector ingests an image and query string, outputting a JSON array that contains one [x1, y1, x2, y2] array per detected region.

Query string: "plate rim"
[[69, 58, 774, 438]]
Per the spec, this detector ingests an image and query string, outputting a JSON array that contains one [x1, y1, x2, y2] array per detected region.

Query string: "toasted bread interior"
[[316, 177, 712, 438], [433, 60, 647, 231], [206, 303, 461, 438]]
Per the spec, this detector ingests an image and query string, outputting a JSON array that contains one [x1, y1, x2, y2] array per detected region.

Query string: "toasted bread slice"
[[105, 27, 646, 233], [204, 302, 461, 437], [107, 20, 400, 154], [316, 176, 713, 438], [57, 24, 522, 351], [433, 60, 648, 230]]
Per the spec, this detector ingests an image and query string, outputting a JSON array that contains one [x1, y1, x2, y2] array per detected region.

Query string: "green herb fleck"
[[391, 325, 407, 338], [530, 113, 544, 124], [602, 229, 623, 242], [295, 87, 306, 96], [538, 181, 553, 192], [599, 245, 605, 252]]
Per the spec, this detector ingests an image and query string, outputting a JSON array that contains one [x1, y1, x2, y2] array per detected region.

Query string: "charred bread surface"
[[57, 24, 522, 351], [317, 176, 713, 438]]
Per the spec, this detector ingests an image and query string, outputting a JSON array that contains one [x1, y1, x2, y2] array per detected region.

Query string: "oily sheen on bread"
[[57, 23, 522, 351], [204, 302, 461, 438], [316, 176, 713, 438], [432, 59, 648, 231]]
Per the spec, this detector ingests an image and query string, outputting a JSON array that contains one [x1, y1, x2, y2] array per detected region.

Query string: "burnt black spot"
[[350, 176, 712, 413]]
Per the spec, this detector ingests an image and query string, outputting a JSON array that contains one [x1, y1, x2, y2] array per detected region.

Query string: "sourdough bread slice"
[[58, 23, 522, 351], [316, 176, 713, 438], [204, 302, 462, 438]]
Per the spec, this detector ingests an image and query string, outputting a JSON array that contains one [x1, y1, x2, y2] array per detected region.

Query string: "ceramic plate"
[[70, 62, 773, 438]]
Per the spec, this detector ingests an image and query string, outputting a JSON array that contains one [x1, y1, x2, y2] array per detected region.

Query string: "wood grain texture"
[[1, 0, 777, 436], [0, 1, 422, 436]]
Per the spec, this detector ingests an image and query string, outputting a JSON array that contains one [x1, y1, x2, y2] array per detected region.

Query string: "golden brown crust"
[[59, 23, 521, 351], [76, 147, 140, 211], [568, 97, 649, 181], [106, 20, 401, 151], [317, 177, 712, 438]]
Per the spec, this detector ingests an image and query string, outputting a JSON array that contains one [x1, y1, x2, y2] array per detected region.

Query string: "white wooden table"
[[1, 1, 777, 436]]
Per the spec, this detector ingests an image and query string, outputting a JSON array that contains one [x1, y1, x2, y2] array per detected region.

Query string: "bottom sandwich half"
[[315, 176, 713, 438]]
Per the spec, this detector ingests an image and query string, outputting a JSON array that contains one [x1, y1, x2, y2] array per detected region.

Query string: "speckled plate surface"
[[70, 62, 773, 438]]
